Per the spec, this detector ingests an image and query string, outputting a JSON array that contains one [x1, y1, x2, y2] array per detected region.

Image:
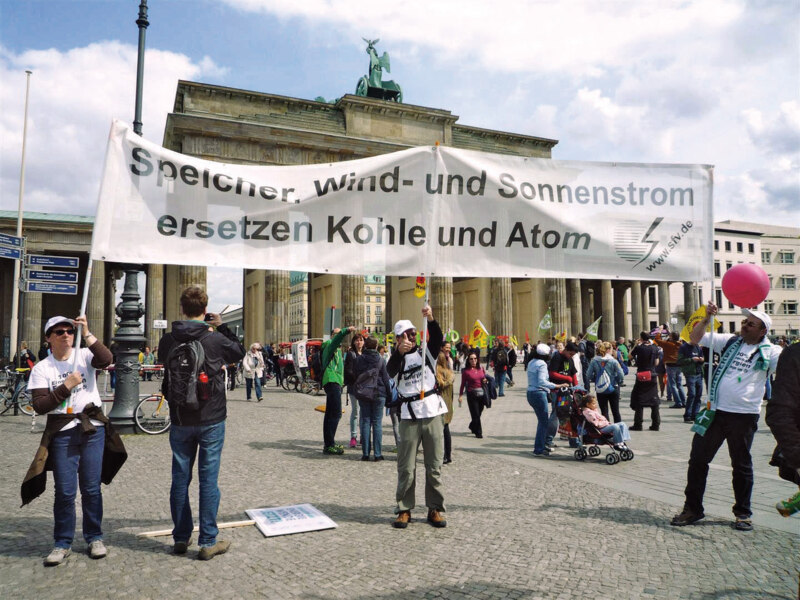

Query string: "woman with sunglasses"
[[458, 351, 488, 438], [22, 315, 125, 567]]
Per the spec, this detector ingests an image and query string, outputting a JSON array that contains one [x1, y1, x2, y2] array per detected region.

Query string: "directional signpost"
[[23, 254, 81, 296], [0, 246, 23, 260], [27, 254, 80, 268], [25, 281, 79, 295], [26, 269, 79, 283], [0, 233, 24, 261]]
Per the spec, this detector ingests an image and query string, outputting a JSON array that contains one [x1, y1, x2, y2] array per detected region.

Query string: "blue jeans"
[[527, 390, 549, 454], [323, 383, 342, 448], [358, 397, 385, 458], [666, 365, 686, 406], [50, 425, 105, 548], [495, 369, 506, 396], [684, 374, 703, 420], [245, 376, 262, 400], [349, 393, 360, 439], [169, 420, 226, 547], [545, 393, 560, 446], [600, 422, 630, 444]]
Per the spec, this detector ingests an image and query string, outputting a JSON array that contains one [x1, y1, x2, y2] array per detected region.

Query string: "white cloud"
[[742, 101, 800, 157], [0, 42, 226, 215]]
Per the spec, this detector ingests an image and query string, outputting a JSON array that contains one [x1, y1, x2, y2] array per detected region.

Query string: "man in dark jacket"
[[766, 343, 800, 517], [158, 286, 244, 561]]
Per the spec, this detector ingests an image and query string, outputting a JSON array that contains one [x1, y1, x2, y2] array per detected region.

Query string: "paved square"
[[1, 373, 797, 599]]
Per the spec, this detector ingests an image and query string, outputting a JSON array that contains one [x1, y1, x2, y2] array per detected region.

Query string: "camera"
[[204, 313, 215, 322]]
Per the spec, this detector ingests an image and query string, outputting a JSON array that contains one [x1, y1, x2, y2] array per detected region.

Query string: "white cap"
[[536, 343, 551, 356], [44, 316, 73, 336], [742, 308, 772, 333], [393, 319, 415, 336]]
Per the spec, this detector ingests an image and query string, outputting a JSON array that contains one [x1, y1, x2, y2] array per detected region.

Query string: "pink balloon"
[[721, 263, 770, 308]]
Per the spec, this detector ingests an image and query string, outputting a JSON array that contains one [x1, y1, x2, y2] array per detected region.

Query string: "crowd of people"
[[14, 287, 800, 568]]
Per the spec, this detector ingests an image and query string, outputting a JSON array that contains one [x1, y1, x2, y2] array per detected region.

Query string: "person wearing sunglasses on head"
[[21, 315, 125, 567], [671, 302, 782, 532]]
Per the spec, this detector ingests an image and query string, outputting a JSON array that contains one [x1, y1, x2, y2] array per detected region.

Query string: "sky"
[[1, 0, 798, 311]]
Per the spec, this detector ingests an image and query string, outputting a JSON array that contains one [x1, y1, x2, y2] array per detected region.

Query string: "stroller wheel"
[[588, 446, 600, 457], [605, 453, 619, 465], [574, 448, 587, 461], [622, 449, 634, 461]]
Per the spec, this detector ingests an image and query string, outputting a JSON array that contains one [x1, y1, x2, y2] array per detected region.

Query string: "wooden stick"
[[137, 519, 255, 537]]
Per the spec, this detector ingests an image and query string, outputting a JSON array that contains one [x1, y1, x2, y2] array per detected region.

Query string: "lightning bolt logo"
[[633, 217, 663, 267]]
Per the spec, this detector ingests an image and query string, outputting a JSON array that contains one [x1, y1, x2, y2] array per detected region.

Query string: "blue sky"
[[1, 0, 798, 309]]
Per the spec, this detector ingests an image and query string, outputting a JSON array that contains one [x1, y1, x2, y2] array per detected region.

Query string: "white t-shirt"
[[28, 347, 103, 431], [396, 350, 448, 420], [700, 332, 782, 414]]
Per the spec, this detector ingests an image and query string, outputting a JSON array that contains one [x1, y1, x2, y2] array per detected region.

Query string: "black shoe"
[[475, 433, 483, 439], [374, 456, 385, 462], [669, 404, 683, 409], [630, 425, 643, 431], [670, 509, 705, 526], [442, 457, 452, 464], [649, 426, 660, 431], [734, 517, 753, 531], [684, 418, 694, 423], [361, 456, 370, 461]]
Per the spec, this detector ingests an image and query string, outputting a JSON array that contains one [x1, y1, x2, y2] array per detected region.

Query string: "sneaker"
[[670, 509, 705, 526], [197, 539, 230, 561], [427, 509, 447, 528], [349, 437, 357, 448], [734, 517, 753, 531], [88, 540, 107, 560], [44, 547, 71, 566], [670, 404, 683, 409], [393, 511, 411, 529], [684, 418, 694, 423], [361, 456, 370, 461], [442, 457, 452, 464], [257, 397, 263, 402], [173, 537, 193, 555], [323, 445, 344, 455], [776, 490, 800, 517]]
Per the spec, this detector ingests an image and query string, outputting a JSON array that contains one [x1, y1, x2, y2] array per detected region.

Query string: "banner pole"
[[72, 262, 94, 370], [421, 278, 430, 399]]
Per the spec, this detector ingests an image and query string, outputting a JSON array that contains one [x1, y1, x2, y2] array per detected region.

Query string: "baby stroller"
[[563, 388, 634, 465]]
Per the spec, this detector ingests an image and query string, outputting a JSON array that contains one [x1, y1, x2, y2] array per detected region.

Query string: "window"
[[725, 261, 732, 271], [778, 251, 795, 264], [714, 261, 720, 277], [365, 286, 370, 294], [366, 305, 371, 314], [783, 301, 798, 315], [715, 290, 722, 307], [714, 240, 719, 250], [729, 321, 736, 333], [728, 300, 734, 309], [366, 315, 371, 324], [648, 287, 657, 308], [736, 242, 743, 252], [763, 300, 775, 314], [725, 241, 731, 251], [748, 243, 754, 254], [762, 250, 771, 264], [779, 276, 797, 290]]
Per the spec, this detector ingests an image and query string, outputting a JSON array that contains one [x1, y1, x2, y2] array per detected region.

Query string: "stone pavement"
[[0, 372, 797, 600]]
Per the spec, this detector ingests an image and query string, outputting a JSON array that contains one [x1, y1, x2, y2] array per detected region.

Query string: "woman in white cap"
[[21, 315, 125, 566], [526, 343, 569, 456]]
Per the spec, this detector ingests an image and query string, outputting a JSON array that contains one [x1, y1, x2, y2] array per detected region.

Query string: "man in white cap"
[[671, 302, 782, 531], [386, 306, 447, 529]]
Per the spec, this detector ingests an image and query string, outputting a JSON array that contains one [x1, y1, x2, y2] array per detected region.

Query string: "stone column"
[[21, 290, 43, 353], [430, 276, 454, 334], [490, 277, 512, 337], [544, 278, 569, 337], [87, 260, 106, 345], [640, 284, 651, 332], [630, 280, 643, 337], [600, 280, 614, 341], [265, 270, 290, 343], [657, 281, 671, 326], [384, 276, 393, 335], [145, 264, 164, 349], [593, 281, 603, 325], [169, 265, 207, 320], [613, 282, 629, 341], [342, 275, 364, 333], [580, 281, 592, 330], [683, 282, 694, 322], [568, 279, 582, 334]]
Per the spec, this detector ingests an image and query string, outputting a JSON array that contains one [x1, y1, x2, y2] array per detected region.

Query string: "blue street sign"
[[27, 254, 79, 268], [0, 246, 23, 260], [0, 233, 23, 248], [25, 281, 79, 295], [26, 269, 79, 284]]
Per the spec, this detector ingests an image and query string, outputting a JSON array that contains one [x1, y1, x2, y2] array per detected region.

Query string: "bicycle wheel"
[[0, 389, 13, 415], [135, 395, 171, 434], [17, 383, 34, 416], [286, 374, 300, 391]]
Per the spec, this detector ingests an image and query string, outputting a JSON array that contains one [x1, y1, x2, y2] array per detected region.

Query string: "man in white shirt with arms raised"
[[671, 302, 782, 531]]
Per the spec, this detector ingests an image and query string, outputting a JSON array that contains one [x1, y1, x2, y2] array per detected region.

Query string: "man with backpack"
[[490, 339, 508, 397], [158, 287, 245, 560], [387, 306, 448, 529], [671, 303, 782, 532]]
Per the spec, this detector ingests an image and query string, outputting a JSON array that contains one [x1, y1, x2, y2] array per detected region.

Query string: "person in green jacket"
[[321, 326, 356, 455]]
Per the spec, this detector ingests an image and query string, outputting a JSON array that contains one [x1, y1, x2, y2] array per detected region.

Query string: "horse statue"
[[355, 38, 403, 102]]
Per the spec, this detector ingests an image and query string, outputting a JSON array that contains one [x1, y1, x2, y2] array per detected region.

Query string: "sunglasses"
[[52, 328, 75, 336]]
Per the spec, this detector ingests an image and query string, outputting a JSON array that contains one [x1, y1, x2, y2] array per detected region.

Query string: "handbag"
[[635, 370, 652, 382]]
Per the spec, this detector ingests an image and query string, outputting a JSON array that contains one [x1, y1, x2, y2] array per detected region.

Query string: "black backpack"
[[495, 348, 508, 366], [352, 367, 380, 402], [164, 337, 207, 411], [310, 350, 323, 383]]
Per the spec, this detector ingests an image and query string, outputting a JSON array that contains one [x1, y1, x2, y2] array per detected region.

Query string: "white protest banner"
[[91, 120, 713, 280]]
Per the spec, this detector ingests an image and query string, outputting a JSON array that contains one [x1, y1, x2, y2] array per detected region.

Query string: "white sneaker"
[[44, 547, 71, 566], [88, 540, 107, 559]]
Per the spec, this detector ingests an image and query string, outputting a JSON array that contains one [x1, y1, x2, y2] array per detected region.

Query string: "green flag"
[[538, 308, 552, 331], [585, 316, 602, 341]]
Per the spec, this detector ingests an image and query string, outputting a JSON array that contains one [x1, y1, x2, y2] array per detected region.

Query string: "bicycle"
[[0, 368, 34, 416], [134, 393, 171, 434]]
